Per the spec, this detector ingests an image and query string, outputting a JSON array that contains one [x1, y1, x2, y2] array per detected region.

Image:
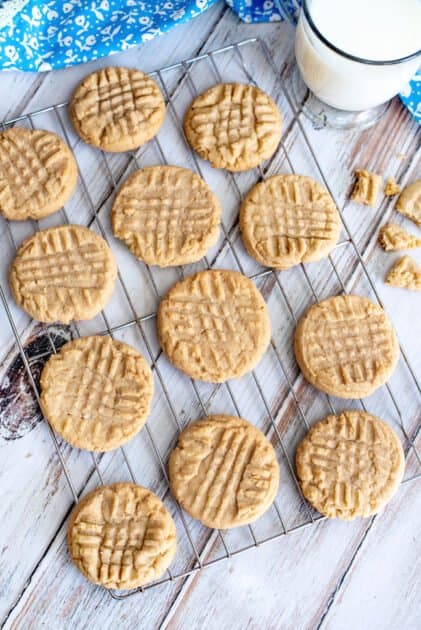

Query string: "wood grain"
[[0, 6, 420, 629]]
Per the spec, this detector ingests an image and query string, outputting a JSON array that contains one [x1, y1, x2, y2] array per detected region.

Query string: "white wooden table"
[[1, 5, 420, 629]]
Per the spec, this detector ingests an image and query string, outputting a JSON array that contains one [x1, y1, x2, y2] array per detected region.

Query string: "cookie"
[[169, 415, 279, 529], [112, 166, 221, 267], [69, 67, 166, 152], [68, 483, 177, 589], [184, 83, 282, 172], [350, 169, 382, 206], [396, 180, 421, 227], [40, 336, 154, 452], [10, 225, 117, 324], [0, 127, 78, 221], [384, 177, 401, 196], [240, 174, 341, 269], [296, 410, 405, 520], [378, 223, 421, 251], [294, 295, 399, 399], [385, 255, 421, 291], [157, 270, 271, 382]]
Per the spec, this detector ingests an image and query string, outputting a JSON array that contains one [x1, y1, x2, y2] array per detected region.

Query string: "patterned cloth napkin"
[[0, 0, 419, 122]]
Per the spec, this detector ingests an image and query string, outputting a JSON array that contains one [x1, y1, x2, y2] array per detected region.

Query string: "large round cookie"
[[396, 179, 421, 227], [41, 336, 154, 452], [112, 166, 221, 267], [10, 225, 117, 324], [169, 415, 280, 529], [294, 295, 399, 399], [184, 83, 282, 172], [157, 270, 271, 382], [69, 67, 166, 152], [68, 483, 177, 589], [240, 174, 341, 269], [296, 410, 405, 520], [0, 127, 78, 221]]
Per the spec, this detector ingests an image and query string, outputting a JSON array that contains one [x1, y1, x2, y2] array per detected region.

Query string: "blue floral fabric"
[[0, 0, 419, 122]]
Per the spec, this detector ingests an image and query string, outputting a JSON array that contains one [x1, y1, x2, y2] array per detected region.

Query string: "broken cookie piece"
[[350, 169, 382, 206], [384, 177, 401, 196], [385, 256, 421, 291], [396, 180, 421, 227], [379, 223, 421, 251]]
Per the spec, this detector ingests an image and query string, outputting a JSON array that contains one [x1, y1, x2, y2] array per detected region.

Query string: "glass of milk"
[[293, 0, 421, 128]]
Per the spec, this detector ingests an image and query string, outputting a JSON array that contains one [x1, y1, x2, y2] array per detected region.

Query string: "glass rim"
[[302, 0, 421, 66]]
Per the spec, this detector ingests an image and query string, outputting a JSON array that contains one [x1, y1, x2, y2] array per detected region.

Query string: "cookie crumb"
[[379, 223, 421, 251], [350, 169, 382, 206], [396, 180, 421, 227], [385, 255, 421, 291], [384, 177, 401, 196]]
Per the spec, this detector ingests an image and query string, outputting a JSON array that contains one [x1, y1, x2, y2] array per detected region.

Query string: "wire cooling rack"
[[0, 38, 420, 599]]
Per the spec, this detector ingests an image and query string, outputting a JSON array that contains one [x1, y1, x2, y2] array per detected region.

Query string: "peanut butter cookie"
[[296, 410, 404, 520], [41, 336, 154, 452], [294, 295, 399, 398], [240, 174, 341, 269], [184, 83, 282, 171], [169, 415, 279, 529], [157, 270, 271, 382], [10, 225, 117, 323], [69, 67, 166, 152], [0, 127, 78, 220], [68, 483, 176, 589], [112, 166, 221, 267]]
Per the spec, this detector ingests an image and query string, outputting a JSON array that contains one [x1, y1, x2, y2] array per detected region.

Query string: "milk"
[[295, 0, 421, 111]]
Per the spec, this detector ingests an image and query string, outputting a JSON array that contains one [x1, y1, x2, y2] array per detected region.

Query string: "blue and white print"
[[400, 69, 421, 124], [0, 0, 419, 123], [0, 0, 218, 71]]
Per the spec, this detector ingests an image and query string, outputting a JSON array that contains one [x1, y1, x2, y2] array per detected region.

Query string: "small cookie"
[[10, 225, 117, 324], [384, 177, 401, 197], [69, 67, 166, 152], [40, 336, 154, 452], [385, 255, 421, 291], [169, 415, 280, 529], [184, 83, 282, 172], [294, 295, 399, 399], [396, 180, 421, 227], [378, 223, 421, 251], [240, 174, 341, 269], [158, 270, 271, 382], [112, 166, 221, 267], [0, 127, 78, 221], [296, 410, 405, 520], [350, 169, 382, 206], [68, 483, 176, 589]]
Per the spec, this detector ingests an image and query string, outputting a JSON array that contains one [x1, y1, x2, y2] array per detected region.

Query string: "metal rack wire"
[[0, 38, 420, 599]]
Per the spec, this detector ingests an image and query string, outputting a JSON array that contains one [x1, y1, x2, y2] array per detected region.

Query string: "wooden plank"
[[0, 8, 420, 630]]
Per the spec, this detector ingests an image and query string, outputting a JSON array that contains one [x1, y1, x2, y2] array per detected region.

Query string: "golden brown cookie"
[[296, 410, 405, 520], [10, 225, 117, 324], [385, 255, 421, 291], [240, 174, 341, 269], [0, 127, 78, 221], [68, 483, 176, 589], [350, 169, 382, 206], [40, 336, 154, 452], [157, 270, 271, 382], [378, 223, 421, 251], [294, 295, 399, 399], [384, 177, 401, 197], [112, 166, 221, 267], [396, 180, 421, 227], [169, 415, 279, 529], [69, 67, 166, 152], [184, 83, 282, 172]]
